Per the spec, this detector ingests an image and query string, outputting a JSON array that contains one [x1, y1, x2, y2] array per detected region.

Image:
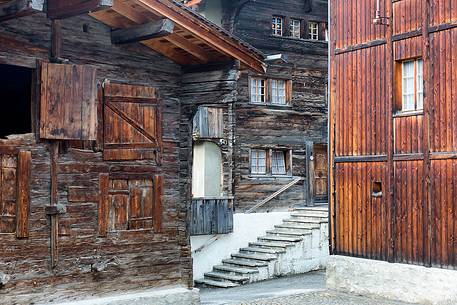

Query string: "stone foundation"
[[327, 255, 457, 305], [45, 287, 200, 305]]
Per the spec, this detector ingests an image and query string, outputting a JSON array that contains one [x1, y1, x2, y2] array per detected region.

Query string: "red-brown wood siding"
[[330, 0, 457, 269]]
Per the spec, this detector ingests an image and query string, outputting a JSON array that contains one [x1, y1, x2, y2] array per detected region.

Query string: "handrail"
[[246, 177, 304, 214]]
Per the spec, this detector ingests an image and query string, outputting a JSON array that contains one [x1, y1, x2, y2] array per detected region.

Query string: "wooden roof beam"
[[136, 0, 266, 73], [112, 18, 174, 44], [47, 0, 112, 19], [162, 33, 209, 64], [0, 0, 43, 22]]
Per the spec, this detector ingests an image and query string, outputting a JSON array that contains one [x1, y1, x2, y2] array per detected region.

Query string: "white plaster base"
[[327, 255, 457, 305], [45, 287, 200, 305], [191, 212, 291, 280]]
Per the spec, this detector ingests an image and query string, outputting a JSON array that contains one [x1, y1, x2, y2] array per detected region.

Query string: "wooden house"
[[183, 0, 331, 287], [0, 0, 264, 304], [329, 0, 457, 269]]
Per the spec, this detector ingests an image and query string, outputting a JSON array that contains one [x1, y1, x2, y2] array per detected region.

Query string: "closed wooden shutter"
[[40, 62, 98, 140], [103, 82, 162, 161], [0, 150, 31, 237], [193, 107, 224, 139], [98, 174, 164, 236]]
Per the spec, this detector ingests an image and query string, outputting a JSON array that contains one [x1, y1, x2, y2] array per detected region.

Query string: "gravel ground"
[[199, 271, 417, 305]]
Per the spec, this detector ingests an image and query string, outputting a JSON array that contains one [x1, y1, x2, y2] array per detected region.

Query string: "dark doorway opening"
[[0, 64, 33, 139]]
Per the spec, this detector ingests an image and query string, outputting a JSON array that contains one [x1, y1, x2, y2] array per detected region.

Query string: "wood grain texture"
[[16, 150, 31, 238]]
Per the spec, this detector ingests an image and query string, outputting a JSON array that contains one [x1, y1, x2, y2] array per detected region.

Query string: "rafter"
[[112, 19, 174, 44]]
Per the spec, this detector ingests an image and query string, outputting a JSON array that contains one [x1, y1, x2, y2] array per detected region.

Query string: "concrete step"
[[290, 214, 328, 221], [240, 246, 285, 254], [266, 228, 312, 237], [276, 223, 320, 230], [249, 241, 294, 249], [258, 235, 303, 243], [222, 258, 269, 268], [285, 218, 327, 224], [292, 212, 328, 218], [231, 252, 277, 262], [204, 271, 250, 283], [213, 264, 259, 275], [195, 278, 239, 288], [294, 206, 328, 212]]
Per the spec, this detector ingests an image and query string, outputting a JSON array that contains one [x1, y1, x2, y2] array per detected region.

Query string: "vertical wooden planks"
[[16, 150, 31, 238], [40, 63, 97, 140], [0, 153, 17, 233], [153, 175, 163, 233], [98, 173, 109, 237]]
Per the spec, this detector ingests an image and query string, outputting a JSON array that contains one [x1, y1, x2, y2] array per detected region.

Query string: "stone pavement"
[[199, 271, 417, 305]]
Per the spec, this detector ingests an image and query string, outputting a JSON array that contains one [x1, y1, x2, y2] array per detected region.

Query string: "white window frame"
[[401, 58, 423, 112], [290, 19, 301, 38], [251, 149, 267, 174], [250, 77, 266, 104], [272, 16, 283, 36], [271, 79, 287, 105], [309, 22, 319, 40]]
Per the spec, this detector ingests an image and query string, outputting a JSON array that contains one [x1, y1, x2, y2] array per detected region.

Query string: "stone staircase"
[[195, 206, 329, 288]]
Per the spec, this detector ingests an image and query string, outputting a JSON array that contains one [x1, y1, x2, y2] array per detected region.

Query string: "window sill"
[[249, 102, 293, 108], [269, 35, 328, 43], [393, 110, 424, 118], [246, 174, 294, 180]]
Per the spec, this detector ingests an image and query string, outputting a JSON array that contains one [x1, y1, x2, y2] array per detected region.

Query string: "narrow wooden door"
[[313, 144, 328, 201]]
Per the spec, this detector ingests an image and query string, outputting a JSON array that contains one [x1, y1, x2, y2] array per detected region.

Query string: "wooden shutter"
[[286, 80, 293, 103], [193, 107, 224, 139], [16, 150, 31, 238], [103, 82, 162, 161], [40, 62, 97, 140], [0, 152, 17, 233]]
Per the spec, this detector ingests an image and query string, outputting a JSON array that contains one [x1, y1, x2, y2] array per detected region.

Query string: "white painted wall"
[[191, 212, 292, 280], [192, 142, 222, 198]]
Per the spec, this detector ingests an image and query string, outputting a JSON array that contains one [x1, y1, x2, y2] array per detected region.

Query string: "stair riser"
[[266, 230, 312, 237], [290, 216, 328, 222]]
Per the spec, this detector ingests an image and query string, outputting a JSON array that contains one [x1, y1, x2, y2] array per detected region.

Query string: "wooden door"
[[313, 144, 328, 201]]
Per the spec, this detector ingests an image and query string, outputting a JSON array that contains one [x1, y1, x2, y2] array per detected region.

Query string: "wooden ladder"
[[246, 177, 304, 214]]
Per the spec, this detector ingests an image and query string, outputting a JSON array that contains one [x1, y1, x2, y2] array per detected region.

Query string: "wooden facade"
[[229, 0, 328, 212], [0, 0, 264, 303], [329, 0, 457, 268]]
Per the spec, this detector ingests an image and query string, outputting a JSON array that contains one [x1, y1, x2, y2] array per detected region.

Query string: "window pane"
[[402, 61, 415, 111], [271, 79, 286, 105], [290, 19, 301, 38], [309, 22, 319, 40], [251, 149, 266, 174], [272, 151, 286, 175], [272, 17, 283, 36], [251, 78, 265, 103]]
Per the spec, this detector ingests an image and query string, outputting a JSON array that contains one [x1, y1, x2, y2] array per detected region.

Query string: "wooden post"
[[49, 19, 61, 270], [305, 141, 314, 207]]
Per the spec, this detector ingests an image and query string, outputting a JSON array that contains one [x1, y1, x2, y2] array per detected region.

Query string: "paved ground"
[[199, 271, 417, 305]]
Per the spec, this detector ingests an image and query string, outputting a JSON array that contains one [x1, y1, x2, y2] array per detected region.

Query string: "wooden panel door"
[[313, 144, 328, 201]]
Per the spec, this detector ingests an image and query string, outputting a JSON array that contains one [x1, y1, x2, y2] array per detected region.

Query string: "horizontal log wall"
[[330, 0, 457, 269], [225, 0, 328, 212], [0, 12, 191, 304]]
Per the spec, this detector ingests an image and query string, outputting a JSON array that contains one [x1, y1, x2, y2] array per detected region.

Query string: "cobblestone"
[[232, 290, 415, 305], [200, 271, 417, 305]]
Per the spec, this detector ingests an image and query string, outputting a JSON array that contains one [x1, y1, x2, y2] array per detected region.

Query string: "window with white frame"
[[271, 150, 287, 175], [250, 77, 266, 104], [401, 58, 423, 112], [272, 16, 283, 36], [271, 79, 286, 105], [309, 22, 319, 40], [251, 149, 267, 174], [290, 19, 301, 38]]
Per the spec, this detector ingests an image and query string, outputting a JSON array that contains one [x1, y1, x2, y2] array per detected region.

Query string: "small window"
[[250, 77, 266, 104], [271, 150, 287, 175], [401, 58, 423, 112], [290, 19, 301, 38], [271, 79, 286, 105], [272, 16, 283, 36], [251, 149, 267, 174], [309, 22, 319, 40]]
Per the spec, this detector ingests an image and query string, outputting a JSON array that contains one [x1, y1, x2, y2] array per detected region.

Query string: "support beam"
[[112, 19, 174, 44], [0, 0, 43, 22], [47, 0, 112, 19], [163, 33, 210, 63]]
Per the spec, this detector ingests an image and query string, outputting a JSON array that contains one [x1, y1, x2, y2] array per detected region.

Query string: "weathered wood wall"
[[223, 0, 328, 212], [0, 12, 193, 304], [330, 0, 457, 269]]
